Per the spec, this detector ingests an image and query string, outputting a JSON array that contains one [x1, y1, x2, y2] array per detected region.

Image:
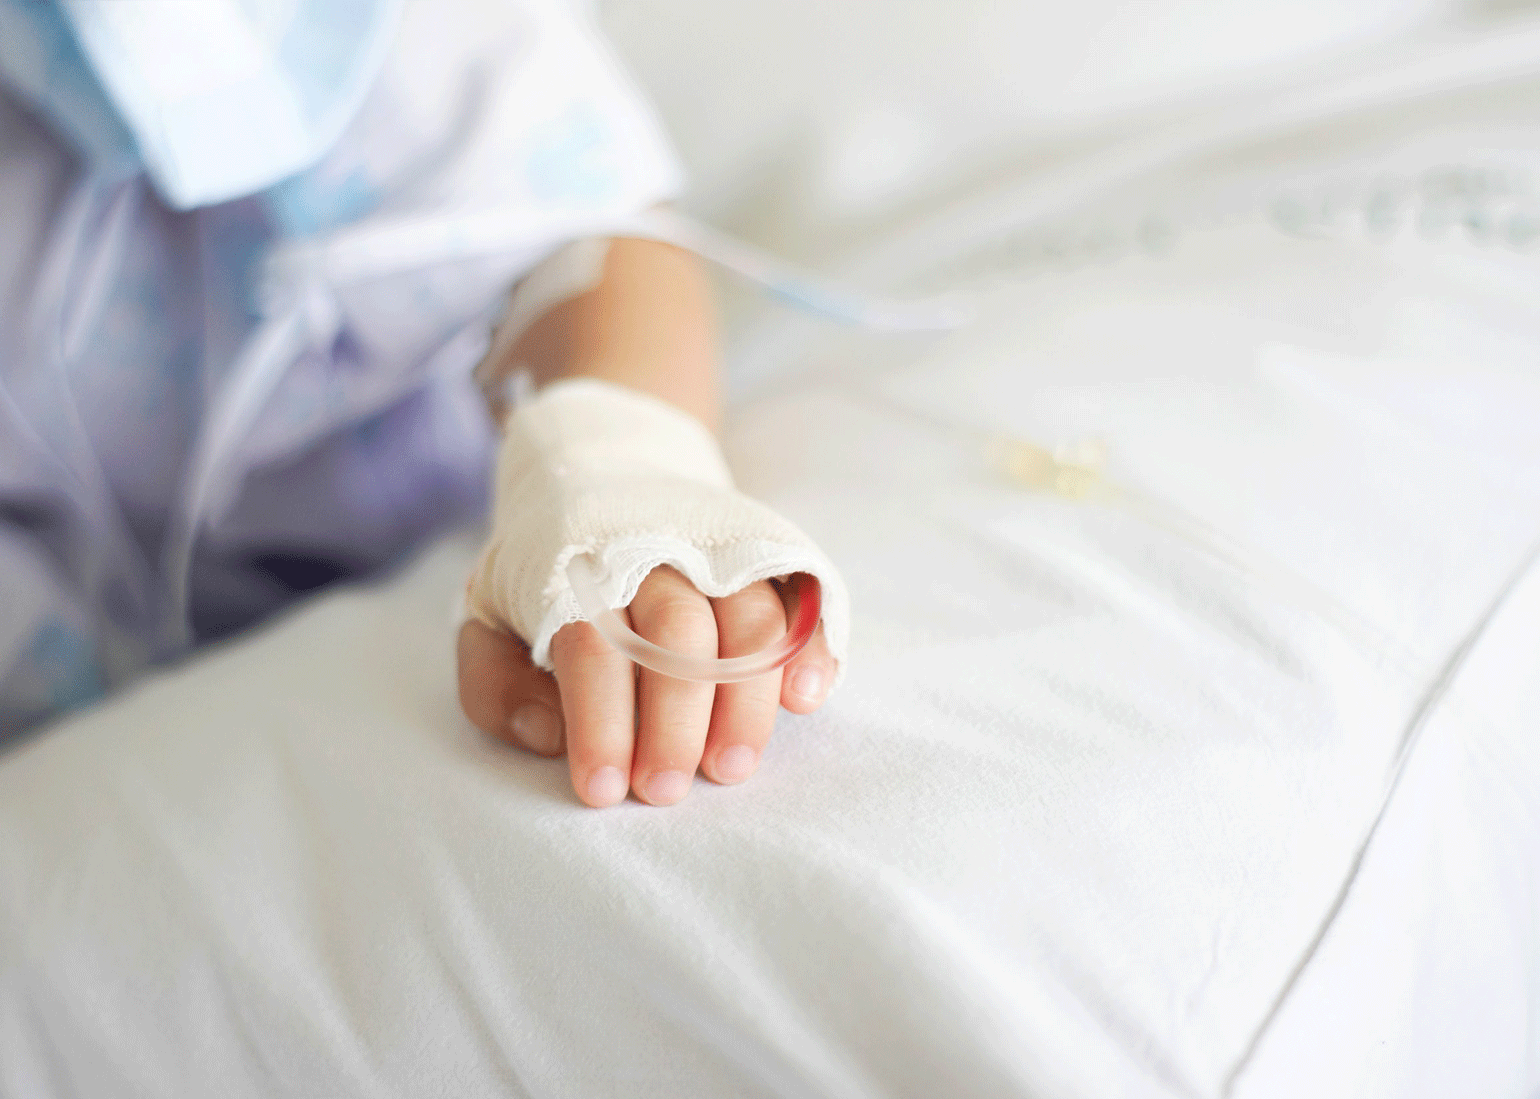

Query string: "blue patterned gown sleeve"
[[0, 0, 683, 741]]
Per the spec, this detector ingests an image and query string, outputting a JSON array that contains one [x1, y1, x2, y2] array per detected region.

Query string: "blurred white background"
[[600, 0, 1540, 235]]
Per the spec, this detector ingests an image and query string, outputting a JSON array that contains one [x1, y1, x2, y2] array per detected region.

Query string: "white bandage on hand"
[[465, 378, 850, 677]]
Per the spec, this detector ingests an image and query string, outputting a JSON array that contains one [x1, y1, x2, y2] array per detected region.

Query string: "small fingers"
[[551, 617, 637, 808], [629, 567, 718, 805], [534, 569, 835, 807], [702, 580, 786, 785], [457, 620, 565, 755]]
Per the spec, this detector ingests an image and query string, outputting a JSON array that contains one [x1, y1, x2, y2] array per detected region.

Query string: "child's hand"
[[457, 566, 835, 807], [461, 239, 842, 806]]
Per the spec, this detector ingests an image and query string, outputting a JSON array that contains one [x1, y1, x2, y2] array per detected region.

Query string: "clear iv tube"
[[565, 556, 822, 683]]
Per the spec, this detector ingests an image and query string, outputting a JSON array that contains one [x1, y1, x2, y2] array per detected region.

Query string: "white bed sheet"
[[602, 0, 1465, 216], [2, 210, 1538, 1096], [7, 3, 1540, 1091], [1235, 552, 1540, 1099]]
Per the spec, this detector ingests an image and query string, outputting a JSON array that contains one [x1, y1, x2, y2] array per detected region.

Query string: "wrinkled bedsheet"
[[2, 202, 1538, 1095]]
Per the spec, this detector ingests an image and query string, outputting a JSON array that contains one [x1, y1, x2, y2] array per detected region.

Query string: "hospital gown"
[[0, 0, 682, 739]]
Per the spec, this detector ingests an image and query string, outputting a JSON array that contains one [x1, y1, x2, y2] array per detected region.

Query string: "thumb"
[[457, 619, 567, 756]]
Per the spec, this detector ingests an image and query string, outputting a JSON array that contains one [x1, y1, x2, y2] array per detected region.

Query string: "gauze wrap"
[[465, 379, 849, 675]]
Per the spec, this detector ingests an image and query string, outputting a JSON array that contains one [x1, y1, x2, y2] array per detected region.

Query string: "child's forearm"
[[490, 236, 721, 432]]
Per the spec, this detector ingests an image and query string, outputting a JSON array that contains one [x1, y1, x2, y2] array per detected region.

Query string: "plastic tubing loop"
[[565, 555, 821, 683]]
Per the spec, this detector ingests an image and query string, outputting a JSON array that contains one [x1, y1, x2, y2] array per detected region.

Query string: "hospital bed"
[[3, 2, 1539, 1095]]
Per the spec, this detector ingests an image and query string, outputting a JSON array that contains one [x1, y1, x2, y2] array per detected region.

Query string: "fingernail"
[[790, 666, 825, 702], [714, 745, 758, 784], [642, 770, 692, 806], [586, 766, 629, 807], [511, 704, 563, 755]]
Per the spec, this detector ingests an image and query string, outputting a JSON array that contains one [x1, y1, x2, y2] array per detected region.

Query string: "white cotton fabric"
[[465, 378, 850, 670], [3, 207, 1539, 1099], [5, 7, 1540, 1097]]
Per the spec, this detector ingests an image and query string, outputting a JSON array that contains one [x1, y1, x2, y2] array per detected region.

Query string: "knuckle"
[[550, 621, 615, 665], [717, 583, 786, 648], [633, 594, 717, 652]]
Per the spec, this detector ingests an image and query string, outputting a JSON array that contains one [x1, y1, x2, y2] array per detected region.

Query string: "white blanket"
[[6, 3, 1540, 1092], [2, 207, 1538, 1095]]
